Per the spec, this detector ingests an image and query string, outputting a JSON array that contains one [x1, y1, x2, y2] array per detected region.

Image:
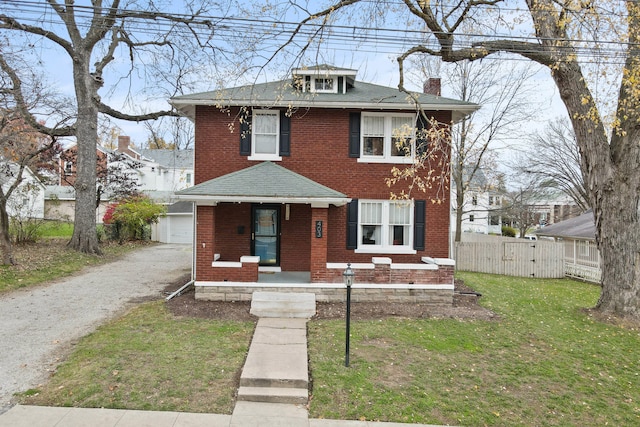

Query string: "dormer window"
[[293, 65, 357, 94], [314, 78, 335, 93]]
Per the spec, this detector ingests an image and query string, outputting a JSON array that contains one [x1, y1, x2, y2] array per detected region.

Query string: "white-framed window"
[[63, 161, 73, 175], [359, 113, 415, 163], [250, 110, 281, 161], [314, 78, 335, 93], [357, 200, 415, 254]]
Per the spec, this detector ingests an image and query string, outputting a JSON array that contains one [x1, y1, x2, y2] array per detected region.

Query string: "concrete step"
[[250, 292, 316, 318], [237, 386, 308, 405]]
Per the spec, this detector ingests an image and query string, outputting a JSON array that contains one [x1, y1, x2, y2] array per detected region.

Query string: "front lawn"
[[18, 301, 255, 414], [17, 273, 640, 426], [308, 273, 640, 426]]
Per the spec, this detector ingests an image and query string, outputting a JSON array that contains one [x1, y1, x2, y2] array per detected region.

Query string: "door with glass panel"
[[252, 205, 280, 266]]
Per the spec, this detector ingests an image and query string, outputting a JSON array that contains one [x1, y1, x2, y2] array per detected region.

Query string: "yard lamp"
[[343, 263, 355, 367]]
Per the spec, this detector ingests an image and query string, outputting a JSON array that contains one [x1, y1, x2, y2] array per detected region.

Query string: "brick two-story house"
[[171, 65, 478, 303]]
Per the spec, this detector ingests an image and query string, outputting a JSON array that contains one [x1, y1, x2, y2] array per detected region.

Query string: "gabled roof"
[[535, 210, 595, 240], [170, 78, 479, 123], [138, 149, 194, 169], [175, 161, 349, 207]]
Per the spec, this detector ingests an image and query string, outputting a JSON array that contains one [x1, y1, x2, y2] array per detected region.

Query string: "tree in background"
[[0, 1, 241, 255], [515, 117, 589, 212], [289, 0, 640, 319], [0, 110, 53, 265], [407, 57, 539, 241]]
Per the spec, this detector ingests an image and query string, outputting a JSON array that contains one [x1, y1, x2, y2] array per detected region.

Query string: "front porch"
[[195, 256, 455, 305]]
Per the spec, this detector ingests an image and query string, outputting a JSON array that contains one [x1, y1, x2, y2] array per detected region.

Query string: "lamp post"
[[343, 263, 355, 367]]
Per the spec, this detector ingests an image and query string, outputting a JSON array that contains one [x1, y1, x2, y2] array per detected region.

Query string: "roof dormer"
[[292, 64, 357, 94]]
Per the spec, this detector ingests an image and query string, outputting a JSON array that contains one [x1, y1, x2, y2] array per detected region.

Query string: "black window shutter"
[[240, 110, 252, 156], [414, 200, 426, 251], [346, 199, 359, 249], [416, 114, 429, 158], [279, 110, 291, 156], [349, 112, 361, 158]]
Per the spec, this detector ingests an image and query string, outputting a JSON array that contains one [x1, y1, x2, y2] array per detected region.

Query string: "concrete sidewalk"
[[0, 403, 447, 426]]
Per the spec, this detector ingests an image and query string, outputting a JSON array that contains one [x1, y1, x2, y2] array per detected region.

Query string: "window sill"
[[355, 247, 417, 255], [248, 155, 282, 162], [357, 157, 415, 164]]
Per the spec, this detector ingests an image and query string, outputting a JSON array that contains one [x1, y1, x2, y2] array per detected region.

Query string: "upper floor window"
[[240, 109, 290, 161], [359, 113, 415, 163], [63, 161, 73, 175], [472, 195, 478, 206], [252, 110, 279, 158], [314, 78, 335, 92]]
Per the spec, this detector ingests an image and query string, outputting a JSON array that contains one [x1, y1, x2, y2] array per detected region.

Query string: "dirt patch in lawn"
[[164, 277, 497, 322]]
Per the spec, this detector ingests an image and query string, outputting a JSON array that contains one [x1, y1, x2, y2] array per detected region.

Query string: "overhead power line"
[[0, 0, 633, 65]]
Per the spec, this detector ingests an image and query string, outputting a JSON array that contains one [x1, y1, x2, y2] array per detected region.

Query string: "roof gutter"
[[175, 194, 351, 207]]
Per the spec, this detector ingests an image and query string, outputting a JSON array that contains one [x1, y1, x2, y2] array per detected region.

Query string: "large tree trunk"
[[0, 199, 15, 265], [67, 52, 101, 255], [551, 52, 640, 319]]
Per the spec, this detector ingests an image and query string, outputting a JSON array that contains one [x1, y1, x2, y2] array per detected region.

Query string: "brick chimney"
[[423, 78, 441, 96], [117, 135, 139, 159], [118, 135, 130, 152]]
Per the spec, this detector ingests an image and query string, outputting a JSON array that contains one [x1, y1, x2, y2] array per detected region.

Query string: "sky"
[[1, 0, 569, 161]]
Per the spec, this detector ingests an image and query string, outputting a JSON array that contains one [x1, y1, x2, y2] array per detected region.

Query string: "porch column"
[[310, 207, 329, 282], [196, 205, 216, 281]]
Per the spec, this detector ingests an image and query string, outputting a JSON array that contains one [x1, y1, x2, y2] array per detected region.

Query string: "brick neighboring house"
[[171, 65, 478, 303]]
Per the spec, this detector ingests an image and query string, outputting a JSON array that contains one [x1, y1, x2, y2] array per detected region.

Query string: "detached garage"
[[152, 201, 194, 244]]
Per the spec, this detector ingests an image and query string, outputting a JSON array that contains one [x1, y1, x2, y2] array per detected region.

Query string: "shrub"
[[502, 225, 517, 237], [103, 195, 165, 242]]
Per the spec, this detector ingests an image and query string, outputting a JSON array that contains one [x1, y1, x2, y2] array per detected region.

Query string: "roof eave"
[[175, 194, 351, 207], [170, 99, 479, 122]]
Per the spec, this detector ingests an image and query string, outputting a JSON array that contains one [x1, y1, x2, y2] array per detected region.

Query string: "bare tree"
[[516, 117, 589, 211], [0, 1, 237, 254], [0, 111, 54, 265], [408, 58, 539, 241], [281, 0, 640, 319]]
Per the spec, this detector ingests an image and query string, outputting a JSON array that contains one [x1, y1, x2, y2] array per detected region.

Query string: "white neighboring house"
[[115, 136, 195, 244], [1, 162, 45, 220], [450, 168, 503, 237]]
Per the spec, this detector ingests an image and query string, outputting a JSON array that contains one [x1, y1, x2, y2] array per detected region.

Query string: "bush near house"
[[103, 195, 165, 242]]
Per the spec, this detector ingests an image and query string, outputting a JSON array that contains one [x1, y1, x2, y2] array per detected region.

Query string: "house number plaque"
[[315, 221, 323, 238]]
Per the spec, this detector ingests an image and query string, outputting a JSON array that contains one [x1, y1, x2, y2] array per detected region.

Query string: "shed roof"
[[175, 161, 349, 207], [535, 210, 595, 240]]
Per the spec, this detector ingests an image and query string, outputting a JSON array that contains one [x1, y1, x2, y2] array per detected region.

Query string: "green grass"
[[38, 221, 74, 238], [14, 272, 640, 425], [308, 273, 640, 426], [0, 239, 145, 293], [18, 301, 255, 414]]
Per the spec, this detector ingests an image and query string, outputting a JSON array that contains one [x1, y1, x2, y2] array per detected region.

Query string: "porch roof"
[[535, 210, 595, 240], [175, 161, 350, 207]]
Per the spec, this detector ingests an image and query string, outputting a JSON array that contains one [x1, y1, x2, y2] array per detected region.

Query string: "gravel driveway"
[[0, 243, 192, 414]]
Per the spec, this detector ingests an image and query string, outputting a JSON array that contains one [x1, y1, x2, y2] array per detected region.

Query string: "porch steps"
[[237, 317, 309, 405], [250, 291, 316, 318]]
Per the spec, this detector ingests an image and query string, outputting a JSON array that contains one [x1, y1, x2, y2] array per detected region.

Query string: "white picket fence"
[[455, 240, 565, 278]]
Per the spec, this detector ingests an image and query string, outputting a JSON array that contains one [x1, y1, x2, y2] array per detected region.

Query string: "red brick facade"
[[191, 105, 452, 284]]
